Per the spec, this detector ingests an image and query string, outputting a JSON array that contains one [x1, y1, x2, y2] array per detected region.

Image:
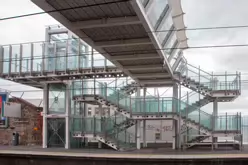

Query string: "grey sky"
[[0, 0, 247, 114]]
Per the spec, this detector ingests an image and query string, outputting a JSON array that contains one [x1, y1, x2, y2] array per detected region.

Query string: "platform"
[[0, 146, 248, 159]]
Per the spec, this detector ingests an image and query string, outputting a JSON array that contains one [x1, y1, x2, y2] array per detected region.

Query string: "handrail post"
[[225, 71, 227, 91], [237, 112, 239, 131], [186, 61, 188, 77], [198, 65, 200, 84], [178, 75, 182, 150], [186, 92, 189, 142], [225, 112, 228, 132], [93, 78, 96, 96], [158, 95, 160, 114], [130, 95, 132, 117]]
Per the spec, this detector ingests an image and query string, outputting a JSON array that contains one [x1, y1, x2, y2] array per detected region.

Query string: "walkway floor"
[[0, 146, 248, 159]]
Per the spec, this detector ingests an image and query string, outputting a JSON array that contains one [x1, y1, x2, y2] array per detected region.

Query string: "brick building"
[[0, 97, 42, 146]]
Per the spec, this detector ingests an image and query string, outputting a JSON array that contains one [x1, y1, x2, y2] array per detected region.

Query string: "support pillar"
[[135, 121, 137, 144], [213, 99, 218, 149], [172, 83, 179, 149], [42, 84, 48, 148], [143, 120, 146, 148], [65, 81, 71, 149], [142, 87, 147, 148], [172, 120, 178, 149], [136, 120, 141, 149], [98, 104, 102, 149]]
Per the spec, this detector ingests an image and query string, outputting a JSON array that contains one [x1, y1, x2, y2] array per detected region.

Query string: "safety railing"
[[71, 116, 135, 149], [176, 59, 241, 92], [214, 113, 242, 131], [72, 79, 241, 133], [0, 39, 116, 75]]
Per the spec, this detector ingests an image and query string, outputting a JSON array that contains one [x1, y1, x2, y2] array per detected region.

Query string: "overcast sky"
[[0, 0, 247, 114]]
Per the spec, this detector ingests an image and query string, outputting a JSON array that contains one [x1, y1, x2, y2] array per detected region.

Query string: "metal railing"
[[71, 116, 135, 149], [175, 57, 241, 92], [72, 79, 241, 132], [0, 39, 116, 75]]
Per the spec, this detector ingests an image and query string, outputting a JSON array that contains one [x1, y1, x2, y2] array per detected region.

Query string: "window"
[[88, 107, 92, 116], [155, 133, 161, 140], [95, 108, 99, 115]]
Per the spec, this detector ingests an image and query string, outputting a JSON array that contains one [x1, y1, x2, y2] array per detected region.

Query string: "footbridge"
[[31, 0, 188, 87]]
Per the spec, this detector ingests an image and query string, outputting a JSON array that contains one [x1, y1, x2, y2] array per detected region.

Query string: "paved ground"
[[0, 145, 247, 159]]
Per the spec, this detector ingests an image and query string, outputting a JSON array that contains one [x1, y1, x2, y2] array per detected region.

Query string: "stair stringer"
[[175, 115, 212, 136], [174, 73, 240, 99], [96, 135, 119, 151]]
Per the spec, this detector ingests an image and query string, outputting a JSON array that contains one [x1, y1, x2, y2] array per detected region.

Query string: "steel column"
[[143, 88, 147, 147], [98, 104, 102, 149], [42, 83, 48, 148], [65, 81, 71, 149], [137, 120, 141, 150], [143, 120, 146, 147], [0, 46, 3, 74], [213, 99, 218, 149], [172, 83, 178, 149]]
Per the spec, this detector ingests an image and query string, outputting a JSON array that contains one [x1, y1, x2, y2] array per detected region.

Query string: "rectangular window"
[[88, 107, 92, 116], [155, 133, 161, 140]]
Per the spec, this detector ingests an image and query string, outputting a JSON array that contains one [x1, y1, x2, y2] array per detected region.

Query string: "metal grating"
[[119, 58, 162, 66], [46, 0, 136, 22], [82, 24, 148, 42], [104, 45, 157, 56], [130, 68, 167, 74]]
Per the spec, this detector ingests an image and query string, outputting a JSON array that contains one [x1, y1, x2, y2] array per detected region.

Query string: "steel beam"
[[95, 38, 152, 48], [111, 53, 160, 61], [71, 16, 141, 29], [42, 83, 48, 148], [140, 79, 173, 85], [133, 73, 170, 78], [125, 64, 162, 70]]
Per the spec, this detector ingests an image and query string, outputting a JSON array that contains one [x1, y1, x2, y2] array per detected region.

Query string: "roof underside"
[[31, 0, 187, 87]]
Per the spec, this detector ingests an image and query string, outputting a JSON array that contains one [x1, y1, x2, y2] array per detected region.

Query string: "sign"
[[0, 92, 8, 127]]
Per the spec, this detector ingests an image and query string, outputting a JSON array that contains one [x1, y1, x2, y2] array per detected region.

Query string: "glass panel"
[[47, 118, 65, 148], [67, 38, 79, 70], [164, 33, 177, 54], [11, 45, 20, 73], [147, 0, 168, 28], [55, 41, 66, 71], [22, 43, 32, 73], [176, 61, 241, 91], [4, 39, 118, 74], [48, 83, 66, 114], [215, 115, 240, 131], [44, 42, 56, 72], [3, 46, 10, 74], [157, 13, 173, 45], [94, 52, 105, 67], [33, 43, 43, 72]]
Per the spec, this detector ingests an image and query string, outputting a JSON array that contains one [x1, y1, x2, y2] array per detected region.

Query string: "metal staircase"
[[73, 79, 241, 151], [174, 59, 241, 149], [174, 59, 241, 100]]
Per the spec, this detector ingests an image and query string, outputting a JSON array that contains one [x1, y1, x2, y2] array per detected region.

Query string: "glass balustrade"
[[0, 39, 115, 75], [72, 79, 241, 133], [71, 116, 135, 149], [176, 60, 241, 92]]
